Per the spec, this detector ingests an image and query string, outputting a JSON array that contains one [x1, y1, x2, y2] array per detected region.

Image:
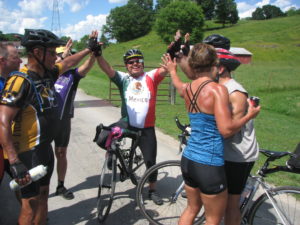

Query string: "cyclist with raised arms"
[[0, 29, 99, 225], [161, 42, 260, 225], [95, 46, 168, 205], [204, 34, 259, 225]]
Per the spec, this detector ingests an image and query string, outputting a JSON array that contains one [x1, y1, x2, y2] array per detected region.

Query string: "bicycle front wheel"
[[136, 160, 205, 225], [97, 153, 117, 223], [247, 186, 300, 225]]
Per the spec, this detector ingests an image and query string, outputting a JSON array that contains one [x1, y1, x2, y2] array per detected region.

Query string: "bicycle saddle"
[[260, 149, 290, 159]]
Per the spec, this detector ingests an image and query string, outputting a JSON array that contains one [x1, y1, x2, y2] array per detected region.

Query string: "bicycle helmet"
[[203, 34, 230, 50], [123, 49, 144, 63], [216, 48, 241, 71], [21, 29, 65, 50]]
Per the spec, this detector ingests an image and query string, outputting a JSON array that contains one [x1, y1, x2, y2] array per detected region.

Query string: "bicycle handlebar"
[[98, 124, 141, 140], [175, 117, 190, 135]]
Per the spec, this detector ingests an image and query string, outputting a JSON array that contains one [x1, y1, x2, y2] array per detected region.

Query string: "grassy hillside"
[[80, 15, 300, 186]]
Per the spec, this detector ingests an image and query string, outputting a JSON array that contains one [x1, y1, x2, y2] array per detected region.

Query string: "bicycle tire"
[[97, 153, 117, 223], [136, 160, 205, 225], [247, 186, 300, 225]]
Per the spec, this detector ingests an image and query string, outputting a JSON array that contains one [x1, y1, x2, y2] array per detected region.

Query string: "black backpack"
[[287, 143, 300, 170], [93, 119, 128, 150]]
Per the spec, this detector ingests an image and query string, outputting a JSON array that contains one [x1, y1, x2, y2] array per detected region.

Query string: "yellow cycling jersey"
[[1, 65, 62, 155]]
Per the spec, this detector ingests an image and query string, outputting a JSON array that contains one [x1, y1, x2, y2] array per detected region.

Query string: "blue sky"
[[0, 0, 298, 40]]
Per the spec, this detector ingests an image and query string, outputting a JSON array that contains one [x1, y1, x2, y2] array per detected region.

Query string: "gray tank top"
[[223, 79, 259, 162]]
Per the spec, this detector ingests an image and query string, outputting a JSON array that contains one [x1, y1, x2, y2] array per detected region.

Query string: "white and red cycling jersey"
[[112, 69, 165, 128]]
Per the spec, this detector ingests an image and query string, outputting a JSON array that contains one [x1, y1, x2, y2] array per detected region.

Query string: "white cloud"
[[63, 14, 107, 40], [108, 0, 127, 3], [63, 0, 90, 12], [274, 0, 291, 8], [17, 0, 51, 17], [256, 0, 270, 7], [237, 2, 256, 18], [0, 1, 47, 34]]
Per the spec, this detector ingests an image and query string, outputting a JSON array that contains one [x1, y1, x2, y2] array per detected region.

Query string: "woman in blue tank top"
[[162, 41, 260, 225]]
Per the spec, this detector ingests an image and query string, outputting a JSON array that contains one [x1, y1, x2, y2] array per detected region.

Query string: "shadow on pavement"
[[48, 174, 147, 225]]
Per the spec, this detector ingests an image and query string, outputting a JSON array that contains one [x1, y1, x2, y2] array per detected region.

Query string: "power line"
[[51, 0, 61, 37]]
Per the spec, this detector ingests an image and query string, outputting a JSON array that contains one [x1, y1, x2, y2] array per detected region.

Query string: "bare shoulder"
[[208, 81, 228, 95]]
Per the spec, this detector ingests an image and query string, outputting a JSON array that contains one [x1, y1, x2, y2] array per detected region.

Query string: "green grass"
[[80, 15, 300, 186]]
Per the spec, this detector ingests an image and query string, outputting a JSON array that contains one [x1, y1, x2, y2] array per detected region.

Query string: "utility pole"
[[51, 0, 61, 37]]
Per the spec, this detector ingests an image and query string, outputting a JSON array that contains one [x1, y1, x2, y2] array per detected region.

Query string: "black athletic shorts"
[[18, 143, 54, 198], [181, 156, 227, 195], [225, 161, 255, 195], [54, 117, 71, 148]]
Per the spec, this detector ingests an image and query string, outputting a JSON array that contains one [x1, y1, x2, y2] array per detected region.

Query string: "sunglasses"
[[127, 59, 144, 65]]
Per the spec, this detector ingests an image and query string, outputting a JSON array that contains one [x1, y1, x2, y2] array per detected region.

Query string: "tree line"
[[1, 1, 299, 52]]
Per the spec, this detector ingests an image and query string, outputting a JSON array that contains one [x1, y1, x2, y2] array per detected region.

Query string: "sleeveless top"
[[183, 80, 224, 166], [111, 69, 164, 128], [223, 79, 259, 162]]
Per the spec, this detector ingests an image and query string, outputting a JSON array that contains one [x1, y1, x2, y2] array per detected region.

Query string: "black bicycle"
[[93, 124, 145, 223]]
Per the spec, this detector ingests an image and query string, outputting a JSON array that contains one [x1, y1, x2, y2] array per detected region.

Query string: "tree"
[[252, 4, 285, 20], [99, 33, 109, 48], [252, 7, 265, 20], [155, 0, 172, 11], [286, 7, 300, 16], [195, 0, 215, 20], [128, 0, 153, 11], [60, 36, 71, 42], [155, 1, 204, 43], [262, 4, 285, 19], [104, 2, 154, 42], [72, 34, 89, 51], [215, 0, 239, 27]]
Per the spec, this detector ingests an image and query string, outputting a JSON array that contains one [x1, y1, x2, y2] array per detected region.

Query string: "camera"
[[250, 96, 260, 107]]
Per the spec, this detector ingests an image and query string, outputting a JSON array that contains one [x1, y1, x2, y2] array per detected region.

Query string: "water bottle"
[[9, 165, 47, 191], [240, 179, 254, 209]]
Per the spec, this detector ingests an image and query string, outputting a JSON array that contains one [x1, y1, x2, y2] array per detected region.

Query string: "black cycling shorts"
[[181, 156, 227, 195], [225, 161, 255, 195], [54, 117, 71, 148], [18, 144, 54, 198]]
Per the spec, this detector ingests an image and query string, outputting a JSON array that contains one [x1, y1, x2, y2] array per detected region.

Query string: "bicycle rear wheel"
[[247, 186, 300, 225], [97, 153, 117, 223], [136, 160, 205, 225]]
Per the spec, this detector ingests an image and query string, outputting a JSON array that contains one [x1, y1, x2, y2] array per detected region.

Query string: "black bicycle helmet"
[[123, 49, 144, 63], [203, 34, 230, 50], [21, 29, 65, 50], [216, 48, 241, 71]]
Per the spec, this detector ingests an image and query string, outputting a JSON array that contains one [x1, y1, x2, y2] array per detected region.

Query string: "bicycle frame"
[[242, 176, 292, 225], [109, 134, 142, 184]]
